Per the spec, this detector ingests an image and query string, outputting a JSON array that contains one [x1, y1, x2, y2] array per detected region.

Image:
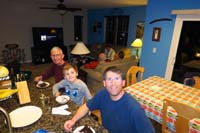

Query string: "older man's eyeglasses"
[[51, 54, 62, 57]]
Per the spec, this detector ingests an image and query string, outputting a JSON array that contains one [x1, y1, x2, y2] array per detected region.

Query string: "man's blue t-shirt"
[[87, 88, 155, 133]]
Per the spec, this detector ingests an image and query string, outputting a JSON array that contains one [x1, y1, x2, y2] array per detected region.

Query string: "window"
[[74, 16, 83, 41], [105, 16, 129, 46]]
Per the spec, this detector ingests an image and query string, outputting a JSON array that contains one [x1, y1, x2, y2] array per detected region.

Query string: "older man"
[[34, 46, 68, 83]]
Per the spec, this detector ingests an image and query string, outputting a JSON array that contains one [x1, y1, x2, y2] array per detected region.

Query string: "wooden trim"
[[172, 9, 200, 15]]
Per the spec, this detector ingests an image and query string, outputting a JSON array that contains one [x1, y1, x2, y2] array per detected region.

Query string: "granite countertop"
[[0, 80, 108, 133]]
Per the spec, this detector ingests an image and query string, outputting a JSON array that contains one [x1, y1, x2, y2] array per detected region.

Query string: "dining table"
[[0, 80, 107, 133], [124, 76, 200, 133]]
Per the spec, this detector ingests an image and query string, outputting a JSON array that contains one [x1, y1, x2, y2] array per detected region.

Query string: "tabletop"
[[0, 80, 107, 133], [124, 76, 200, 132]]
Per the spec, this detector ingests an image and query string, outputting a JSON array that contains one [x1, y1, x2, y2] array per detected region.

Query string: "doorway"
[[172, 21, 200, 83], [165, 13, 200, 81]]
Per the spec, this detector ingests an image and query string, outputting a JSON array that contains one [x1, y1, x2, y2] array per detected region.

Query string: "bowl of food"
[[56, 95, 70, 104]]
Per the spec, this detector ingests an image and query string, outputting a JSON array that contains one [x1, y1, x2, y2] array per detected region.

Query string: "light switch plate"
[[152, 48, 157, 53]]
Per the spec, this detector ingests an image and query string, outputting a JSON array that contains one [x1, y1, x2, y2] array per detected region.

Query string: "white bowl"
[[56, 95, 70, 104]]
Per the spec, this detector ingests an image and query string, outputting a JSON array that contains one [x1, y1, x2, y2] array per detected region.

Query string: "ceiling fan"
[[39, 0, 82, 15]]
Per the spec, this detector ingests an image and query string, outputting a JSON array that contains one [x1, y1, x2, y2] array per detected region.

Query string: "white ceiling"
[[9, 0, 147, 9]]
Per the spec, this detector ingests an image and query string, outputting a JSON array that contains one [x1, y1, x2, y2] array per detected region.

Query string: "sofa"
[[80, 46, 138, 93]]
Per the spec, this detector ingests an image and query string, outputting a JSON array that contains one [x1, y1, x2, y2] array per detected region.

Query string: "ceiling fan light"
[[57, 3, 66, 10], [59, 10, 66, 15]]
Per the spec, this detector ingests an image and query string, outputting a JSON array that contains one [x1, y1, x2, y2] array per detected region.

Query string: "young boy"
[[52, 64, 92, 106]]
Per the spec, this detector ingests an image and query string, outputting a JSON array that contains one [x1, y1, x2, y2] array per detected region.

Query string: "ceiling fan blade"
[[64, 8, 82, 12], [39, 0, 81, 13], [39, 7, 57, 10]]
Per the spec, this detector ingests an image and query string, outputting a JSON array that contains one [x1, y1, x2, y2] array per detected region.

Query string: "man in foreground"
[[34, 46, 68, 83], [64, 66, 155, 133]]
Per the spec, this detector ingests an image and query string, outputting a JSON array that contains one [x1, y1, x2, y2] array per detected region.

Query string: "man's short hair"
[[103, 66, 125, 80], [63, 63, 78, 74], [51, 46, 63, 54], [105, 44, 111, 49]]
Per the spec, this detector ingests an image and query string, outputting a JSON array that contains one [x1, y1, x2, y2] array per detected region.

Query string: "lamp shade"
[[71, 42, 90, 55], [131, 38, 143, 48], [0, 66, 9, 78]]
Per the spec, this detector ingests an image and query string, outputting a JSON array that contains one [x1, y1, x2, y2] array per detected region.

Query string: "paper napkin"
[[52, 108, 71, 115], [51, 104, 71, 115], [56, 104, 69, 110]]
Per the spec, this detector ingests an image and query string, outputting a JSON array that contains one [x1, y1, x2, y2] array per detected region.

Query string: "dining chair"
[[193, 76, 200, 89], [126, 66, 144, 86], [183, 72, 200, 89], [162, 99, 200, 133]]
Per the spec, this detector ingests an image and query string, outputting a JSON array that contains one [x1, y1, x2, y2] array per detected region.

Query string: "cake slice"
[[79, 125, 93, 133]]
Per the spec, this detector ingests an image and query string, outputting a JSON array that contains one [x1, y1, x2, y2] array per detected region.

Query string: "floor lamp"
[[131, 38, 143, 60]]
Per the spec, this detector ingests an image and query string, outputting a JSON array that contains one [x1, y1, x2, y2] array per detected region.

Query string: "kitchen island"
[[0, 80, 107, 133]]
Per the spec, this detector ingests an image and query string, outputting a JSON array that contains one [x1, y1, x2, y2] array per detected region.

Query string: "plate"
[[0, 95, 12, 101], [73, 125, 95, 133], [36, 81, 50, 88], [0, 96, 12, 102], [56, 95, 70, 104], [9, 106, 42, 128], [0, 89, 18, 101]]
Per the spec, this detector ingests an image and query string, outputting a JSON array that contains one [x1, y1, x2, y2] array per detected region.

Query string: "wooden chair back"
[[193, 76, 200, 89], [126, 66, 144, 86], [162, 99, 200, 133]]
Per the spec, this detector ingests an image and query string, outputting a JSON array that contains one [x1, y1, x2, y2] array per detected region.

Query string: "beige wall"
[[0, 1, 88, 63]]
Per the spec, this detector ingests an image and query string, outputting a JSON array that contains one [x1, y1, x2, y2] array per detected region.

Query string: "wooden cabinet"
[[31, 45, 68, 64]]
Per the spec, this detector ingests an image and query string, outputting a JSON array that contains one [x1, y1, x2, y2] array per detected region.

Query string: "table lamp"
[[71, 42, 90, 67], [71, 42, 90, 55], [131, 38, 143, 60]]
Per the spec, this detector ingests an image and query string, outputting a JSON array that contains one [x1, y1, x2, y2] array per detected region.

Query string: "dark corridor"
[[172, 21, 200, 83]]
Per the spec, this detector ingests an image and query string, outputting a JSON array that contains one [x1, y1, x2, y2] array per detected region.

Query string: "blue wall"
[[140, 0, 200, 79], [87, 6, 146, 45]]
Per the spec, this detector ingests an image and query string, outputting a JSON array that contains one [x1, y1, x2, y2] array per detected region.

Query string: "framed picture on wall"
[[136, 22, 144, 39], [152, 27, 161, 41]]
